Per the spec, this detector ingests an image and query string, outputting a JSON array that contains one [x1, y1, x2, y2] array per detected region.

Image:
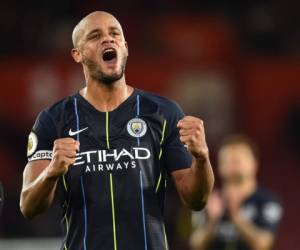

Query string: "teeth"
[[102, 48, 117, 61], [104, 48, 114, 53]]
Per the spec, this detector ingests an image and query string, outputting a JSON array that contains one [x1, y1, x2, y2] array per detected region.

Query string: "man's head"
[[71, 11, 128, 85], [218, 135, 259, 186]]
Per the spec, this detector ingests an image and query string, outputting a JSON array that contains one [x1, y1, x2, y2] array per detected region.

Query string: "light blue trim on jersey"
[[139, 170, 148, 250], [80, 176, 87, 250], [136, 94, 141, 146], [74, 97, 80, 142], [74, 97, 87, 250], [136, 94, 140, 116], [136, 94, 168, 249], [137, 94, 147, 249]]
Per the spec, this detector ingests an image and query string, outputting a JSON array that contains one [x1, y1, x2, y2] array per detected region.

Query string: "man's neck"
[[240, 179, 257, 198], [80, 76, 134, 112]]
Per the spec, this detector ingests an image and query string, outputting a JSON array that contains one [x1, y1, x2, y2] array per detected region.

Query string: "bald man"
[[20, 11, 214, 250]]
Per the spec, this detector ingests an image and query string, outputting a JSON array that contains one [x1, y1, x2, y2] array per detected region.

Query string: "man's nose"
[[101, 33, 114, 44]]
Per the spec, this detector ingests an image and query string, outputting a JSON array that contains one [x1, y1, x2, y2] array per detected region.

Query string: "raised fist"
[[177, 116, 209, 160], [47, 138, 79, 178]]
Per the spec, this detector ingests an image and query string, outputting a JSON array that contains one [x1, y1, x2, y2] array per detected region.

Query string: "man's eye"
[[111, 32, 120, 36], [89, 34, 100, 40]]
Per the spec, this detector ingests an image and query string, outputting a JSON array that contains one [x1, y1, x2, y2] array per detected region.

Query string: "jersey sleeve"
[[163, 102, 193, 173], [258, 199, 283, 233], [27, 110, 57, 162]]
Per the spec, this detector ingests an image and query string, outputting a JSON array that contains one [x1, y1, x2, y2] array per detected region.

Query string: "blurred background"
[[0, 0, 299, 249]]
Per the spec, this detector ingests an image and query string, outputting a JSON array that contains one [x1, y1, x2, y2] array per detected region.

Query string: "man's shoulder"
[[253, 187, 281, 204], [38, 94, 76, 121], [246, 187, 283, 216], [138, 89, 183, 116], [249, 187, 283, 226]]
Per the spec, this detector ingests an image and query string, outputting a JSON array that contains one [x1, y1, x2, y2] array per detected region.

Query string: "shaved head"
[[72, 11, 124, 48], [71, 11, 128, 85]]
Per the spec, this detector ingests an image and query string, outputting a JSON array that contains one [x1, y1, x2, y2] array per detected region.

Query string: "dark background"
[[0, 1, 299, 249]]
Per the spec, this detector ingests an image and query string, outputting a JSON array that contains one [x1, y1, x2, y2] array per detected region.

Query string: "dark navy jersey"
[[26, 89, 193, 250], [192, 188, 283, 250]]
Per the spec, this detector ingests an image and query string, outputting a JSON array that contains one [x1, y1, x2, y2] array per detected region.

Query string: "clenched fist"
[[47, 138, 80, 178], [177, 116, 209, 160]]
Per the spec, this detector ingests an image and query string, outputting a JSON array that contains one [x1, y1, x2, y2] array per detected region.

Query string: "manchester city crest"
[[127, 118, 147, 138]]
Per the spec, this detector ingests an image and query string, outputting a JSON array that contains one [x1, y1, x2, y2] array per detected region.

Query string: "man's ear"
[[71, 48, 82, 63], [125, 41, 129, 57]]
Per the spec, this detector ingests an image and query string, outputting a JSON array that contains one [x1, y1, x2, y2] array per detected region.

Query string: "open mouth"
[[102, 48, 117, 62]]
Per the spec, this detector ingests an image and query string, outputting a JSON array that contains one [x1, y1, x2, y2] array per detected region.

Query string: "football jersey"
[[192, 188, 283, 250], [26, 88, 193, 250]]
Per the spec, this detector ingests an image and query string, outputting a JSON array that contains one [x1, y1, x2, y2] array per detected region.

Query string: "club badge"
[[127, 118, 147, 138]]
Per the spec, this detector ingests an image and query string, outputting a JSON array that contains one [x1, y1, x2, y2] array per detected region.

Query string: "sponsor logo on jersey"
[[27, 132, 38, 157], [127, 118, 147, 138], [74, 147, 151, 173]]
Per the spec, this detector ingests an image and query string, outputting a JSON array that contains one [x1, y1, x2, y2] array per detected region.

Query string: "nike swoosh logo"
[[69, 127, 88, 136]]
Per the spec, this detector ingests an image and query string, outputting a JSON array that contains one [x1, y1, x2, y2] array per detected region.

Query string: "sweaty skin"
[[20, 11, 214, 219]]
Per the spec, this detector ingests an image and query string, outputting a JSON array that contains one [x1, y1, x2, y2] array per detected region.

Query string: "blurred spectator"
[[190, 135, 282, 250]]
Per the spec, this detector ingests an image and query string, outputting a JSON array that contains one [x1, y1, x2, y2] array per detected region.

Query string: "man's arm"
[[190, 220, 218, 250], [226, 190, 279, 250], [20, 138, 78, 219], [171, 116, 214, 211], [189, 191, 224, 250], [172, 157, 214, 210], [231, 213, 274, 250], [20, 160, 59, 219]]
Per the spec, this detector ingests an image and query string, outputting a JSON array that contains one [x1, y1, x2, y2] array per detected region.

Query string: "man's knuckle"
[[196, 123, 202, 130], [195, 130, 201, 136], [53, 151, 59, 158]]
